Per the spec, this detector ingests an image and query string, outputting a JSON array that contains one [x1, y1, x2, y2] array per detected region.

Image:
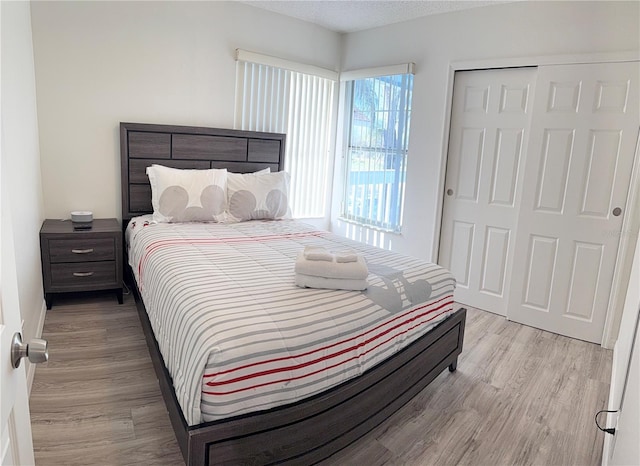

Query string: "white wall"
[[30, 1, 341, 221], [603, 232, 640, 465], [1, 0, 47, 383], [333, 1, 640, 261], [609, 324, 640, 465]]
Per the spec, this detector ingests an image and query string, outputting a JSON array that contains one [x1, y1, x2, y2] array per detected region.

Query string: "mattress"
[[126, 217, 456, 426]]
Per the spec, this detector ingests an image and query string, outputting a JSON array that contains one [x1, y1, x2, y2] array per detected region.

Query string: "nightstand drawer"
[[50, 261, 117, 288], [49, 238, 115, 263]]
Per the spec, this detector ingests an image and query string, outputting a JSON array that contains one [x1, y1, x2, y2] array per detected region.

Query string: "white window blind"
[[234, 50, 337, 218], [340, 69, 414, 232]]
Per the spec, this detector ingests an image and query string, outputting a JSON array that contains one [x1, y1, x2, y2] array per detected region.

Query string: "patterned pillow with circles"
[[226, 171, 291, 222], [146, 164, 228, 223], [227, 167, 270, 184]]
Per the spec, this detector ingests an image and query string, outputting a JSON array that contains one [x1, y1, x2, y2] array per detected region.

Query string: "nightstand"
[[40, 218, 123, 309]]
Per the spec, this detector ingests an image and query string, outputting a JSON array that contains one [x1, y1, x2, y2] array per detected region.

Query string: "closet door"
[[439, 68, 536, 316], [507, 62, 639, 343]]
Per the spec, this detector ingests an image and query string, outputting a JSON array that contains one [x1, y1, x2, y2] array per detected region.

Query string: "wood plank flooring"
[[30, 291, 183, 466], [30, 293, 612, 465]]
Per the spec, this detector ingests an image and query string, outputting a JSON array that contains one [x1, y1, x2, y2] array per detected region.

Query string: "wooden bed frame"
[[120, 122, 466, 465]]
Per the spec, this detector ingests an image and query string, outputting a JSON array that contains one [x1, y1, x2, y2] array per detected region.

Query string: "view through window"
[[341, 73, 414, 232]]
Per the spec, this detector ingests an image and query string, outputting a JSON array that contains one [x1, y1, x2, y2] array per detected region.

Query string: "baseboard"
[[27, 299, 47, 396]]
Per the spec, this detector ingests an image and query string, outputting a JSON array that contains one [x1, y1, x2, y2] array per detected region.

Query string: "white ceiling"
[[242, 0, 511, 34]]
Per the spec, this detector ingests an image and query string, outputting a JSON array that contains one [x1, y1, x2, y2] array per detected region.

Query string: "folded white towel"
[[295, 273, 367, 291], [295, 251, 368, 280], [335, 250, 358, 263], [303, 246, 333, 262]]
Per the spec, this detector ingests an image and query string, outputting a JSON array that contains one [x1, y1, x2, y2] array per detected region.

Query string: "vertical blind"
[[235, 54, 337, 218]]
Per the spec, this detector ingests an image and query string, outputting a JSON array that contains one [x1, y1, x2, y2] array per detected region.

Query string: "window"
[[234, 50, 337, 218], [340, 68, 414, 232]]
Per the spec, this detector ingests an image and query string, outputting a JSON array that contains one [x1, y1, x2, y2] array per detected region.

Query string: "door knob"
[[612, 207, 622, 217], [11, 332, 48, 368], [447, 188, 454, 196]]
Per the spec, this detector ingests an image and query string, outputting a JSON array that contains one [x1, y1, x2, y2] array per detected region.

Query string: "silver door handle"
[[11, 332, 48, 368], [73, 272, 94, 277], [72, 248, 94, 254]]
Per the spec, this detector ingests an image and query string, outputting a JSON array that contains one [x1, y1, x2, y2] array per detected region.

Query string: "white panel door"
[[508, 62, 639, 343], [439, 67, 536, 316], [0, 305, 34, 466], [1, 131, 36, 466]]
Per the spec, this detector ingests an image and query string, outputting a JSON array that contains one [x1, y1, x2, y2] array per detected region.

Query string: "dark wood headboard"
[[120, 122, 286, 221]]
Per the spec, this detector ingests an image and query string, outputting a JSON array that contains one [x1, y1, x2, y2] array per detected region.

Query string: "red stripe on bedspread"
[[137, 230, 328, 285], [203, 294, 453, 380], [202, 300, 452, 396]]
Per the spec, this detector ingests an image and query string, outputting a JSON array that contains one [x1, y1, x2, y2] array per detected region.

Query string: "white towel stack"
[[295, 246, 368, 291]]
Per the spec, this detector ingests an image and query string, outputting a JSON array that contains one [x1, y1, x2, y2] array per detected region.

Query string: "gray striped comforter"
[[127, 217, 456, 426]]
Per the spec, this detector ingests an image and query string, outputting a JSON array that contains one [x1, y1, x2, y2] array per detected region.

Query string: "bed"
[[120, 122, 466, 465]]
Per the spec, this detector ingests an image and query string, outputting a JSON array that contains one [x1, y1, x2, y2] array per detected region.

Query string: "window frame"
[[339, 67, 415, 233]]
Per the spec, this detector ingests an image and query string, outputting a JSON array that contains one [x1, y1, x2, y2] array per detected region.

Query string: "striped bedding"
[[126, 216, 456, 426]]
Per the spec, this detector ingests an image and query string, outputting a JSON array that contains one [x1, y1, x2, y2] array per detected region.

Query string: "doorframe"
[[604, 131, 640, 348], [433, 50, 640, 349]]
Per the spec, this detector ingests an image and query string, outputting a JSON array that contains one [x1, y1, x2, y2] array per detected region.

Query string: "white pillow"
[[226, 171, 291, 222], [227, 167, 270, 184], [146, 164, 227, 223]]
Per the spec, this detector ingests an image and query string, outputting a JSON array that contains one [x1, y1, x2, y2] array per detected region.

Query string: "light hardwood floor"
[[30, 292, 612, 466]]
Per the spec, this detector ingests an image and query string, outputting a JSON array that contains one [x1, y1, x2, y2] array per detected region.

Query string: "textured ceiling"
[[242, 0, 511, 34]]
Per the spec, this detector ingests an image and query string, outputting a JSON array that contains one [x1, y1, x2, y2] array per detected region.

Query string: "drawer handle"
[[73, 272, 94, 277], [72, 248, 94, 254]]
